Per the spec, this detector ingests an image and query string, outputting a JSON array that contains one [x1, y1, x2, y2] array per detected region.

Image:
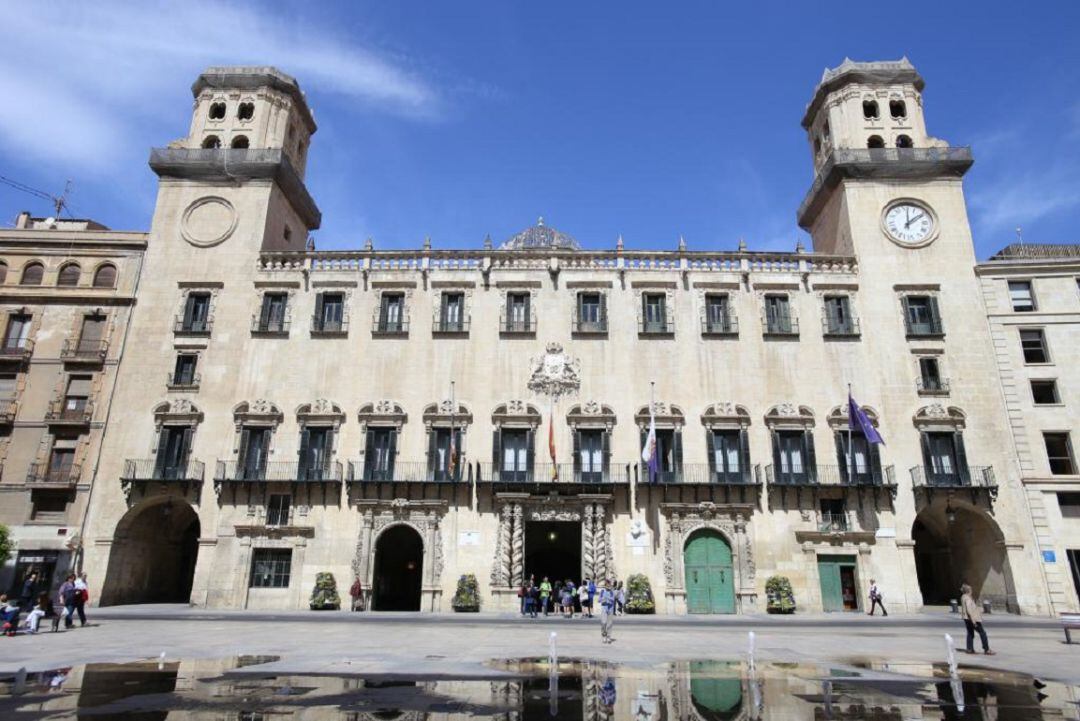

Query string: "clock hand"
[[905, 212, 925, 229]]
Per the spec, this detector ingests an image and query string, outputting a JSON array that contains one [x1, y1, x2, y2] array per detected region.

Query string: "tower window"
[[862, 100, 879, 119], [890, 99, 907, 118], [231, 135, 249, 149], [92, 264, 117, 288], [20, 262, 44, 286], [208, 102, 226, 120], [201, 135, 221, 149], [57, 263, 80, 287], [896, 135, 913, 149], [237, 102, 255, 121], [867, 135, 884, 149]]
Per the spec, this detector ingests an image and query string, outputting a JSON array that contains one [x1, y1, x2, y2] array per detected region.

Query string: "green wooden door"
[[818, 555, 857, 612], [684, 530, 736, 614]]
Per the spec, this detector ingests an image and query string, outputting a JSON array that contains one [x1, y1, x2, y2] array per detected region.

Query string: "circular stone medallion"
[[180, 196, 238, 247]]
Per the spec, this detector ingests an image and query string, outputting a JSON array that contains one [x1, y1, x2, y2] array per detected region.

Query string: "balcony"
[[310, 315, 348, 337], [762, 311, 799, 338], [572, 315, 608, 336], [173, 316, 211, 336], [44, 399, 94, 426], [215, 460, 344, 484], [60, 338, 108, 364], [477, 462, 630, 485], [916, 377, 950, 395], [638, 316, 674, 337], [814, 464, 897, 489], [500, 315, 536, 336], [432, 313, 470, 336], [0, 398, 16, 424], [120, 458, 205, 496], [637, 463, 757, 486], [166, 371, 201, 391], [349, 460, 466, 484], [818, 511, 850, 533], [0, 338, 34, 364], [250, 315, 290, 337], [701, 314, 739, 337], [26, 462, 81, 488], [910, 464, 998, 502], [821, 315, 861, 338], [372, 310, 409, 337]]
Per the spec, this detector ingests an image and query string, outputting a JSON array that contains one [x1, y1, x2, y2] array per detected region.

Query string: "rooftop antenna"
[[53, 180, 73, 219], [1015, 226, 1024, 247]]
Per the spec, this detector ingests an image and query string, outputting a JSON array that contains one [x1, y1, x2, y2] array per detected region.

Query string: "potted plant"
[[625, 574, 656, 614], [452, 574, 481, 612], [309, 572, 341, 610], [765, 575, 795, 614]]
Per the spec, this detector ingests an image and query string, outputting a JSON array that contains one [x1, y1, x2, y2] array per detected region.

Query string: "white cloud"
[[0, 0, 442, 173]]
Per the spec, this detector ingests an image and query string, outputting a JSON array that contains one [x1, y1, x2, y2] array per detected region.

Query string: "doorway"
[[372, 525, 423, 611], [101, 498, 200, 606], [818, 554, 859, 611], [684, 530, 736, 614], [524, 521, 582, 585], [1067, 549, 1080, 606]]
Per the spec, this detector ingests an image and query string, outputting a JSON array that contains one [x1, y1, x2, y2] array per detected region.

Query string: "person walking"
[[578, 581, 590, 618], [539, 577, 552, 616], [19, 571, 38, 611], [598, 581, 616, 644], [58, 574, 78, 630], [615, 581, 626, 616], [960, 584, 994, 655], [526, 583, 539, 618], [349, 577, 364, 612], [71, 573, 88, 627], [560, 583, 574, 618], [867, 579, 887, 617]]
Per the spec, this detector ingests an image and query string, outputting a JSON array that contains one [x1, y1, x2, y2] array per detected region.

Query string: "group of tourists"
[[0, 570, 91, 636], [517, 576, 622, 642]]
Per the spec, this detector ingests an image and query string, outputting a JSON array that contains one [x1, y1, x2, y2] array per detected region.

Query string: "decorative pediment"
[[914, 403, 965, 429], [493, 401, 541, 427], [358, 400, 407, 428], [701, 403, 751, 428], [567, 401, 616, 429], [764, 403, 815, 427], [527, 342, 581, 399], [153, 399, 204, 425], [232, 399, 282, 427], [297, 399, 345, 426], [634, 403, 685, 428], [422, 401, 473, 428], [827, 403, 879, 429]]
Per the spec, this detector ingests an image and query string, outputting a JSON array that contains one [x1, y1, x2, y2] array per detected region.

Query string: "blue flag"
[[849, 393, 884, 445]]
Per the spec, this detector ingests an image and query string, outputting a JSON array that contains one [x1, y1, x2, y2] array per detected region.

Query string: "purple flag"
[[849, 394, 884, 445]]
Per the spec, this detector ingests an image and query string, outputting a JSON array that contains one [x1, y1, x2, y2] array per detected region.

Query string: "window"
[[208, 102, 226, 120], [704, 294, 733, 334], [902, 296, 943, 336], [1008, 280, 1036, 312], [31, 490, 71, 520], [575, 429, 607, 482], [364, 427, 397, 480], [642, 293, 669, 333], [267, 494, 291, 526], [0, 373, 16, 408], [47, 446, 76, 483], [1044, 433, 1077, 475], [1020, 329, 1049, 364], [201, 135, 221, 149], [918, 357, 946, 392], [764, 294, 795, 334], [862, 100, 879, 119], [313, 293, 344, 333], [430, 427, 463, 481], [1059, 493, 1080, 519], [238, 427, 271, 479], [3, 314, 32, 350], [920, 431, 968, 484], [836, 430, 882, 484], [504, 293, 531, 333], [179, 292, 211, 333], [20, 262, 43, 285], [62, 376, 91, 419], [154, 426, 192, 480], [237, 102, 255, 121], [499, 428, 532, 481], [0, 262, 7, 284], [820, 498, 847, 531], [57, 263, 80, 287], [1031, 379, 1059, 405], [896, 135, 913, 149], [377, 293, 406, 333], [772, 430, 814, 483], [867, 135, 885, 149], [576, 293, 606, 333], [823, 295, 855, 335], [708, 429, 745, 483], [299, 427, 332, 480], [77, 315, 106, 353], [92, 264, 116, 288], [438, 292, 465, 332], [172, 354, 198, 386], [231, 135, 249, 149], [256, 293, 288, 333], [249, 549, 292, 588], [889, 99, 907, 118], [642, 428, 681, 483]]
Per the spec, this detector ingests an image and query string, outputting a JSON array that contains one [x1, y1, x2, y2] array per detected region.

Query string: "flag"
[[641, 407, 659, 483], [448, 428, 457, 479], [549, 410, 558, 481], [849, 393, 884, 445]]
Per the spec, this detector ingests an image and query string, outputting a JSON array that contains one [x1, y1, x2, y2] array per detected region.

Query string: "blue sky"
[[1, 1, 1078, 259]]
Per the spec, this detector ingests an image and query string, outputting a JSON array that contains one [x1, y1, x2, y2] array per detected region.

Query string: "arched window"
[[57, 263, 81, 287], [896, 135, 913, 149], [20, 261, 44, 286], [867, 135, 885, 149], [92, 264, 117, 288], [237, 102, 255, 121], [862, 100, 879, 119], [201, 135, 221, 149], [231, 135, 249, 149], [208, 102, 226, 120], [0, 262, 7, 284], [890, 99, 907, 119]]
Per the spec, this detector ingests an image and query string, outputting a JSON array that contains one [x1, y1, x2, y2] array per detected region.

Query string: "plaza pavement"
[[1, 606, 1076, 684]]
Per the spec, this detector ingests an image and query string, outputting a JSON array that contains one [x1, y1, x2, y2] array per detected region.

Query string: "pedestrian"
[[579, 581, 590, 618], [960, 584, 995, 655], [867, 578, 887, 617], [24, 596, 49, 634], [72, 573, 89, 626], [616, 581, 626, 615], [587, 577, 597, 616], [539, 577, 552, 616], [0, 595, 19, 636], [527, 584, 539, 618], [553, 580, 564, 615], [517, 581, 527, 616], [560, 583, 574, 618], [349, 577, 364, 612], [19, 571, 38, 611], [598, 580, 616, 643], [58, 574, 79, 629]]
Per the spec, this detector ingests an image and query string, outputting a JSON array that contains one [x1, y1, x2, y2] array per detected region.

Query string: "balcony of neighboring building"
[[120, 458, 206, 497], [44, 397, 94, 427], [60, 338, 108, 365], [0, 337, 34, 364], [26, 461, 82, 489]]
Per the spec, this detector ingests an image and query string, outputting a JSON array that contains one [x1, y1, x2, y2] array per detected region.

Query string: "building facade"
[[0, 214, 146, 594], [68, 61, 1053, 615]]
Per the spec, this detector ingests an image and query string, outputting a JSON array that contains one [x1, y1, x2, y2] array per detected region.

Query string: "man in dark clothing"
[[19, 571, 38, 610]]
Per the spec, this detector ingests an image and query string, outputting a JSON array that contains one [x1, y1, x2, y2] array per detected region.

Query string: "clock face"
[[883, 202, 934, 245]]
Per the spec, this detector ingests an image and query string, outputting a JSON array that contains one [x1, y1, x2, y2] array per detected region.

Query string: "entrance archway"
[[372, 524, 423, 611], [912, 502, 1016, 610], [684, 529, 736, 614], [524, 521, 582, 585], [101, 497, 200, 606]]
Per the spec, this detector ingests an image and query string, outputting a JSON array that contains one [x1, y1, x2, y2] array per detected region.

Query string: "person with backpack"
[[539, 577, 552, 617], [867, 579, 887, 617], [58, 574, 79, 629], [598, 581, 616, 644]]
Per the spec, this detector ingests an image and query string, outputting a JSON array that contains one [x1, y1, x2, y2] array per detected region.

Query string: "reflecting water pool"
[[1, 655, 1077, 720]]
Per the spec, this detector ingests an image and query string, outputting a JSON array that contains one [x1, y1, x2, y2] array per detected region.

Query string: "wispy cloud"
[[0, 0, 443, 174]]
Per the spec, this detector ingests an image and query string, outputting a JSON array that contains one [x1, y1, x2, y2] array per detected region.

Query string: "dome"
[[500, 218, 580, 251]]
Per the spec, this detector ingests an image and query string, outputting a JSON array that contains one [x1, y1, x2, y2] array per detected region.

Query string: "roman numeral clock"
[[882, 199, 938, 248]]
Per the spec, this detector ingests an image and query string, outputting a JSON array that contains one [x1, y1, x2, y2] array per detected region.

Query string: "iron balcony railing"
[[0, 337, 34, 361], [478, 462, 630, 484], [44, 399, 94, 424], [500, 314, 536, 334], [637, 462, 757, 485], [215, 460, 344, 483], [818, 511, 850, 533], [916, 377, 950, 394], [701, 313, 739, 336], [166, 371, 201, 389], [909, 465, 995, 489], [572, 315, 608, 334], [348, 460, 464, 483], [432, 312, 470, 335], [173, 315, 211, 335], [121, 458, 206, 483], [250, 314, 290, 335], [26, 462, 81, 487], [0, 398, 16, 423], [372, 309, 410, 335], [765, 464, 817, 486], [60, 338, 108, 363], [310, 314, 349, 336], [761, 309, 799, 337], [638, 314, 675, 335], [766, 464, 897, 487], [904, 316, 945, 338], [821, 314, 861, 337]]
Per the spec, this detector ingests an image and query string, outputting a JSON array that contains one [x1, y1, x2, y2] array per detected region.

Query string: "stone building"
[[72, 60, 1052, 615], [0, 213, 146, 594], [976, 243, 1080, 613]]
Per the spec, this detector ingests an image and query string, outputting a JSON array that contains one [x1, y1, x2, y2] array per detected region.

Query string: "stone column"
[[593, 504, 609, 582], [583, 503, 596, 579], [510, 503, 524, 586], [491, 503, 512, 587]]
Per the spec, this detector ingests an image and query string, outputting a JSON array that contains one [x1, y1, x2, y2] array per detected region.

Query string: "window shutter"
[[183, 295, 196, 328], [298, 429, 311, 480], [314, 293, 325, 330], [379, 295, 389, 327], [770, 429, 782, 479], [523, 294, 531, 326], [598, 294, 607, 328], [804, 429, 817, 482], [364, 429, 376, 480], [256, 430, 269, 473], [673, 431, 683, 477], [387, 430, 397, 479], [954, 432, 970, 483], [237, 428, 251, 480], [525, 429, 535, 479], [602, 430, 611, 478], [869, 443, 883, 485], [739, 429, 751, 484], [427, 429, 438, 477], [260, 295, 274, 330], [153, 428, 170, 478], [641, 294, 649, 325], [919, 432, 932, 472], [834, 432, 848, 484], [573, 430, 581, 479], [929, 296, 943, 334], [706, 430, 716, 476], [900, 296, 912, 333], [492, 428, 501, 477]]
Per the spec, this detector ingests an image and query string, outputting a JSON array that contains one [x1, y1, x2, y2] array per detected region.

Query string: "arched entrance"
[[912, 502, 1016, 611], [684, 529, 736, 614], [372, 524, 423, 611], [101, 497, 200, 606]]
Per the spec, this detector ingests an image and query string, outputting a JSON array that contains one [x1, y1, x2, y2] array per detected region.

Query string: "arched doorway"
[[912, 503, 1016, 611], [101, 497, 200, 606], [372, 524, 423, 611], [684, 529, 736, 614]]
